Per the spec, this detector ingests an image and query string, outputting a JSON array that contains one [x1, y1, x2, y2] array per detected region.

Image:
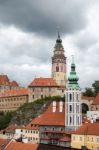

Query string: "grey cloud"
[[0, 0, 91, 37]]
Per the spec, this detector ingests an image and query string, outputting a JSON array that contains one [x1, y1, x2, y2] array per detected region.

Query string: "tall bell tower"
[[52, 33, 66, 87], [65, 56, 82, 131]]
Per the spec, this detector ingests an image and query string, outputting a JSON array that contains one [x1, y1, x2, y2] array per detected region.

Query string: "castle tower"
[[65, 56, 82, 130], [52, 33, 66, 87]]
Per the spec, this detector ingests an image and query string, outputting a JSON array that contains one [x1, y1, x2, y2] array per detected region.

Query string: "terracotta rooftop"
[[5, 141, 38, 150], [29, 102, 65, 126], [29, 77, 58, 87], [92, 94, 99, 105], [10, 81, 19, 87], [0, 138, 10, 150], [0, 74, 10, 85], [81, 95, 94, 100], [0, 88, 28, 98], [74, 122, 99, 136], [4, 124, 20, 133]]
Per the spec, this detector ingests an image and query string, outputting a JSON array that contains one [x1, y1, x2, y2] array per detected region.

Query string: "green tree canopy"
[[83, 80, 99, 97], [83, 87, 94, 97]]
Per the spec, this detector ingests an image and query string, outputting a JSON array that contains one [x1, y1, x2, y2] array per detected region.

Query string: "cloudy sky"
[[0, 0, 99, 89]]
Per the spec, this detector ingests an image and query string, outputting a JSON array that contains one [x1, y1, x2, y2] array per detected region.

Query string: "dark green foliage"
[[10, 96, 65, 126], [83, 80, 99, 97], [0, 112, 13, 130], [83, 88, 94, 97], [92, 80, 99, 96]]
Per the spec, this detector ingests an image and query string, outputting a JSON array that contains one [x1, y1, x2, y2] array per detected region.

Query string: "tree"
[[92, 80, 99, 96], [83, 88, 94, 97]]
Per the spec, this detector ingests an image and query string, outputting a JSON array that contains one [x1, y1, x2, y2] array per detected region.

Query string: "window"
[[33, 95, 34, 99], [41, 88, 43, 92], [92, 137, 93, 142], [70, 105, 72, 112], [56, 66, 59, 72], [69, 94, 72, 101], [80, 137, 82, 141], [41, 95, 43, 99], [70, 117, 72, 124], [97, 138, 99, 142], [73, 136, 75, 140], [61, 65, 63, 72]]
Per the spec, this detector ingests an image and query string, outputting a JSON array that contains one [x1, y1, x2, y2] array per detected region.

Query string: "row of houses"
[[0, 99, 99, 150]]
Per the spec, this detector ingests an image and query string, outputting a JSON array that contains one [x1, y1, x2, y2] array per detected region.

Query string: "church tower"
[[65, 57, 82, 130], [52, 33, 66, 87]]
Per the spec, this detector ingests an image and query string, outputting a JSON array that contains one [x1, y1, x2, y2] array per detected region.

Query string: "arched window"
[[70, 105, 72, 112], [70, 116, 72, 124], [69, 93, 72, 101], [56, 66, 59, 72]]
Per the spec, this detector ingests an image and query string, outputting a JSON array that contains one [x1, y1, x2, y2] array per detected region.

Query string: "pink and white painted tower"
[[52, 33, 67, 87]]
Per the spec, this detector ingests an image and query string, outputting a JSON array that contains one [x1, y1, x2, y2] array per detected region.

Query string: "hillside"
[[0, 96, 65, 130]]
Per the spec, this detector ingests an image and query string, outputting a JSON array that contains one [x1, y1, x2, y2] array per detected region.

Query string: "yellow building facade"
[[71, 122, 99, 150]]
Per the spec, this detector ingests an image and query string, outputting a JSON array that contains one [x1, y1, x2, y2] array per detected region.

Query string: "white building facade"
[[65, 58, 82, 131]]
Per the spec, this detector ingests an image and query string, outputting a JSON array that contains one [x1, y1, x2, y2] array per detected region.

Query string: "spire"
[[56, 30, 62, 43], [68, 56, 80, 90]]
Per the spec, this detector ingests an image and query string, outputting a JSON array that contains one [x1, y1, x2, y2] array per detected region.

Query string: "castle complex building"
[[65, 58, 82, 130], [28, 34, 66, 102], [0, 74, 20, 93], [52, 33, 67, 87]]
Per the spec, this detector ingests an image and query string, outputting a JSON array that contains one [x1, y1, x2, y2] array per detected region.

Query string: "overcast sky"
[[0, 0, 99, 89]]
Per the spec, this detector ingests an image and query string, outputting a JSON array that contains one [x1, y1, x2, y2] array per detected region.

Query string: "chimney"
[[59, 101, 63, 112], [52, 101, 56, 112]]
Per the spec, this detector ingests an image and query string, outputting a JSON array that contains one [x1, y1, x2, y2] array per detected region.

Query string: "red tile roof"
[[29, 102, 65, 126], [0, 139, 10, 149], [0, 88, 28, 98], [29, 77, 58, 87], [10, 81, 19, 87], [5, 141, 38, 150], [0, 75, 10, 85], [4, 124, 19, 133], [92, 94, 99, 105], [74, 122, 99, 136], [81, 96, 94, 100]]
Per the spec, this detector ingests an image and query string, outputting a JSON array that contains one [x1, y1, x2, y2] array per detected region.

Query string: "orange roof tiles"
[[0, 74, 10, 85], [81, 96, 94, 100], [0, 139, 9, 149], [29, 102, 65, 126], [74, 122, 99, 136], [5, 141, 38, 150], [10, 81, 19, 87], [4, 124, 19, 133], [29, 77, 58, 87], [0, 88, 28, 98], [92, 94, 99, 105]]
